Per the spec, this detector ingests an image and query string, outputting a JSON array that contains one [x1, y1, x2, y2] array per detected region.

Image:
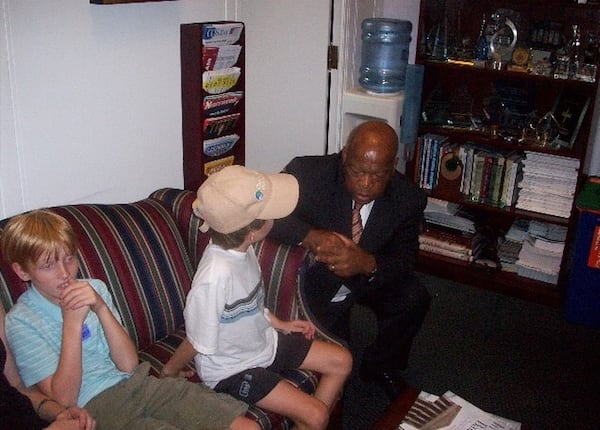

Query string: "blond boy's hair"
[[0, 209, 79, 270]]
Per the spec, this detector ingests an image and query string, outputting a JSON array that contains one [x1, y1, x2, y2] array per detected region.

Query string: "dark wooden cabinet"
[[410, 0, 599, 306], [181, 22, 245, 192]]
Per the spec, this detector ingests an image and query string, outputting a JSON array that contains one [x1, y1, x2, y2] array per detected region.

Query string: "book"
[[420, 133, 449, 190], [420, 136, 432, 188], [469, 151, 486, 202], [460, 144, 475, 196], [500, 152, 523, 208], [419, 228, 473, 255], [478, 153, 494, 203], [420, 243, 474, 262], [488, 155, 506, 206], [428, 137, 441, 189], [413, 136, 424, 185]]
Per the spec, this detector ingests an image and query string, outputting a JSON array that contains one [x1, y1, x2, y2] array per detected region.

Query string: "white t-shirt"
[[184, 242, 278, 388]]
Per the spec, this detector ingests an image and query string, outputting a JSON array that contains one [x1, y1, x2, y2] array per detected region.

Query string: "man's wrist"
[[366, 257, 377, 282]]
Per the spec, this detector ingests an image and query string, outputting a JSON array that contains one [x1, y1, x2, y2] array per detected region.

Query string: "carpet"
[[341, 273, 600, 429]]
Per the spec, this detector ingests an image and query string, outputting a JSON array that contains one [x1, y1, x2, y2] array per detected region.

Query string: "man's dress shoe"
[[359, 364, 408, 401]]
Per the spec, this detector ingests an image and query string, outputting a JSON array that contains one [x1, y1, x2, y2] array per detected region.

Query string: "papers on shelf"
[[515, 152, 580, 218], [501, 219, 567, 284], [399, 391, 521, 430], [425, 197, 476, 234]]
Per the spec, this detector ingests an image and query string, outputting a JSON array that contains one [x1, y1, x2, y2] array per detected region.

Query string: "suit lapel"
[[360, 192, 395, 250]]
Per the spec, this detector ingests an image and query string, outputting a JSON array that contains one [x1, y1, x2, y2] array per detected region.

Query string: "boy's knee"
[[334, 346, 353, 377], [230, 416, 260, 430], [303, 400, 329, 430]]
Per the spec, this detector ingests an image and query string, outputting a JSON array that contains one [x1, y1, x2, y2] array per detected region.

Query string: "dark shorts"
[[214, 332, 312, 404]]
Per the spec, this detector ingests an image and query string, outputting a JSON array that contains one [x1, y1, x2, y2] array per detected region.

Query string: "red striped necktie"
[[352, 203, 363, 243]]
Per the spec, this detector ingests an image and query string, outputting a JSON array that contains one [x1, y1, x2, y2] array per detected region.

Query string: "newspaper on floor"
[[398, 391, 521, 430]]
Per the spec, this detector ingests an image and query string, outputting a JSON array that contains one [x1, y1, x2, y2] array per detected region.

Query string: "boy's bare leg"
[[301, 341, 352, 410], [256, 381, 329, 430], [229, 416, 261, 430]]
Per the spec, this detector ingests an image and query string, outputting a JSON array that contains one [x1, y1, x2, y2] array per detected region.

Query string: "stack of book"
[[515, 151, 580, 218], [498, 219, 529, 273], [509, 219, 568, 285], [420, 198, 476, 262], [419, 228, 474, 262]]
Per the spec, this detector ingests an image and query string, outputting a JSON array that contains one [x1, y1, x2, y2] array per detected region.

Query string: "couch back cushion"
[[150, 188, 308, 322], [0, 199, 194, 351]]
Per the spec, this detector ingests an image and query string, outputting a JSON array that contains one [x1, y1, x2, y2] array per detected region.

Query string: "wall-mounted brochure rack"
[[181, 21, 245, 191]]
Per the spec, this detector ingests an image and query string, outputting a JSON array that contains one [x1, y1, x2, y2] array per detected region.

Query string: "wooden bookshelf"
[[412, 0, 598, 306]]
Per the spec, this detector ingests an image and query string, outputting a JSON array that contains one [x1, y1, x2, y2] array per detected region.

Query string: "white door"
[[230, 1, 335, 173]]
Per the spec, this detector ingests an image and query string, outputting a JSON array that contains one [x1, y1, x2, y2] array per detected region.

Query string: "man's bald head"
[[341, 121, 398, 204]]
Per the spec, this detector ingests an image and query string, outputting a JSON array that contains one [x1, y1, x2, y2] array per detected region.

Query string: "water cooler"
[[340, 18, 422, 173]]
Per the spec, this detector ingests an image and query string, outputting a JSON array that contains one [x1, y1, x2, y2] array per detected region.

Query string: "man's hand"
[[313, 232, 376, 278], [301, 229, 344, 255]]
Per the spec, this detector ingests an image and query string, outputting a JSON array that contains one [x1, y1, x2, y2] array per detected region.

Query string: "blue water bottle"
[[359, 18, 412, 95]]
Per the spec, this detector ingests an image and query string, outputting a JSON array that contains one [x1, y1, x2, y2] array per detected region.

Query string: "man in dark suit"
[[269, 121, 430, 400]]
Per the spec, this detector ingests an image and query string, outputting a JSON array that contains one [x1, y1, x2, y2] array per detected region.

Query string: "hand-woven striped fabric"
[[149, 188, 209, 267]]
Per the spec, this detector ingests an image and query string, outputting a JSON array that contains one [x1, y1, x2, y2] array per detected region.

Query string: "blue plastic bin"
[[565, 179, 600, 328]]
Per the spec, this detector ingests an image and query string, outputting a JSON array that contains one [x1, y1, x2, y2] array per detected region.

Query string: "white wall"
[[0, 0, 335, 219], [1, 0, 226, 218], [383, 0, 420, 64]]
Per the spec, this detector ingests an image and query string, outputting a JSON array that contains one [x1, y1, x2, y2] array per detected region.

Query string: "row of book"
[[415, 134, 580, 217], [416, 134, 524, 208]]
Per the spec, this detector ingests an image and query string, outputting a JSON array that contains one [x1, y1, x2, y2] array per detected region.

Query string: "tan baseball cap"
[[192, 165, 299, 234]]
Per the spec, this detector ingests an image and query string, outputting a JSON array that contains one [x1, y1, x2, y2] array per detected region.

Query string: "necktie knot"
[[352, 203, 364, 243]]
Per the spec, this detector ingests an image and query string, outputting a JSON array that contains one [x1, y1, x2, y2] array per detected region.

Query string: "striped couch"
[[0, 187, 325, 429]]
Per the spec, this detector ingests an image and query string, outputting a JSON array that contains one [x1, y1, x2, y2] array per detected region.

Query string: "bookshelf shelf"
[[417, 126, 586, 159], [423, 190, 574, 227], [417, 251, 562, 306], [412, 0, 598, 306]]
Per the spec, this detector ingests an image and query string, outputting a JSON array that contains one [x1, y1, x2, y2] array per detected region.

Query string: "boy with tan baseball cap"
[[166, 165, 352, 430]]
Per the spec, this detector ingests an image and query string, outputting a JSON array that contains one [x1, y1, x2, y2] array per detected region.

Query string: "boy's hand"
[[55, 406, 97, 430], [284, 319, 316, 340], [59, 280, 105, 320], [159, 365, 196, 379]]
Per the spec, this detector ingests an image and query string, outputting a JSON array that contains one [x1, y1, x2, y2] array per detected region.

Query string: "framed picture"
[[552, 90, 591, 149], [90, 0, 175, 4]]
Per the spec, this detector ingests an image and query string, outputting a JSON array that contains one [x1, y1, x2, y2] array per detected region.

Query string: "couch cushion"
[[0, 199, 194, 351]]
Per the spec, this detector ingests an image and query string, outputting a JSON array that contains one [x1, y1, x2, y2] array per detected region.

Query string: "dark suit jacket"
[[269, 153, 427, 294]]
